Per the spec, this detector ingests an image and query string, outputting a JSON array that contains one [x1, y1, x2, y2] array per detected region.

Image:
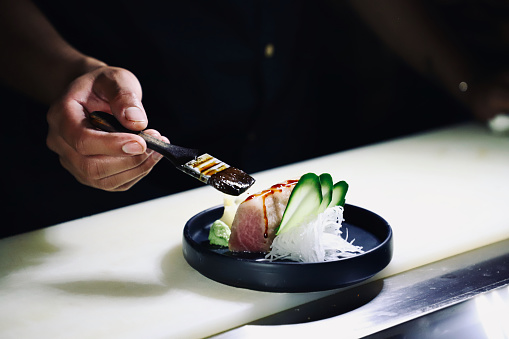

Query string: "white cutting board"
[[1, 122, 509, 339]]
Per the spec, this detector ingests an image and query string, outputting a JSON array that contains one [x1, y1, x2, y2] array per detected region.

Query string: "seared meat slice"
[[228, 180, 297, 253]]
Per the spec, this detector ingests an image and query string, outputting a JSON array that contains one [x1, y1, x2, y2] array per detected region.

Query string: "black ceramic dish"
[[182, 204, 393, 292]]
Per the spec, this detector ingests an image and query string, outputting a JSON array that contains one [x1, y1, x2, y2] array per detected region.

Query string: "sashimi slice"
[[228, 180, 297, 253]]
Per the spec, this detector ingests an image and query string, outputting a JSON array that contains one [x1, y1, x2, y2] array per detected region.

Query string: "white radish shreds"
[[266, 206, 364, 263]]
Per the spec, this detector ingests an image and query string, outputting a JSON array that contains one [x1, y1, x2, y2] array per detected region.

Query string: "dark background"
[[0, 1, 469, 238]]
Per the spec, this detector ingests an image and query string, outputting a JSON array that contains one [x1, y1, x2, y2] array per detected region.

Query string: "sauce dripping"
[[244, 180, 298, 238]]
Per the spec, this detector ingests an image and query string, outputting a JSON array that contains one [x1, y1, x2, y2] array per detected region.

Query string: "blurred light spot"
[[488, 114, 509, 135], [264, 43, 274, 58]]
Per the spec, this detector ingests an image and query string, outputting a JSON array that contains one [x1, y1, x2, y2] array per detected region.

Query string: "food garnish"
[[208, 220, 231, 247], [208, 173, 364, 262]]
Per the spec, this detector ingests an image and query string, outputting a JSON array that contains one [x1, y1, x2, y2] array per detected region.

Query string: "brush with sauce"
[[89, 111, 255, 196]]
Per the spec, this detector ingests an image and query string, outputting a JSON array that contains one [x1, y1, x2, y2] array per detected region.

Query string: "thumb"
[[93, 67, 148, 131]]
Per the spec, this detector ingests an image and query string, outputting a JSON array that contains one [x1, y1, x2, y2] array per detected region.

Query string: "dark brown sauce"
[[190, 154, 213, 167], [189, 154, 221, 174], [263, 196, 268, 238], [202, 163, 228, 176], [199, 161, 217, 172], [243, 180, 298, 238], [208, 167, 255, 196]]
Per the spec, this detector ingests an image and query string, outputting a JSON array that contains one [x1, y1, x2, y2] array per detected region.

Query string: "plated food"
[[183, 200, 393, 292], [208, 173, 364, 263]]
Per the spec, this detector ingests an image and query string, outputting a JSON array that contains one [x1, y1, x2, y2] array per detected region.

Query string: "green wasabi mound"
[[208, 220, 231, 247]]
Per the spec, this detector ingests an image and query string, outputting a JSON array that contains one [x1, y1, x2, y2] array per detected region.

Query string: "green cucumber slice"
[[317, 173, 333, 213], [276, 173, 322, 235], [329, 180, 349, 207]]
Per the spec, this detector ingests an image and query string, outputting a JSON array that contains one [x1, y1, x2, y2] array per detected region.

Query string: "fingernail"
[[122, 141, 144, 154], [125, 107, 146, 122]]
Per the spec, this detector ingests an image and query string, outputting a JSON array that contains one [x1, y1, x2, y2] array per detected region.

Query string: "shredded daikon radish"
[[266, 206, 364, 262]]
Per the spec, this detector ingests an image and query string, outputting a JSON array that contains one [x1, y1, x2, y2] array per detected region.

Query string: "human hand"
[[46, 66, 167, 191]]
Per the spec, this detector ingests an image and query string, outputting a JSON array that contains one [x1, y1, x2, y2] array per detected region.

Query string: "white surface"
[[1, 122, 509, 339]]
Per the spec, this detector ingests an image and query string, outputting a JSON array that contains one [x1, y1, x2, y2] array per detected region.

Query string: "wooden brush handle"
[[89, 110, 143, 134], [88, 111, 198, 165]]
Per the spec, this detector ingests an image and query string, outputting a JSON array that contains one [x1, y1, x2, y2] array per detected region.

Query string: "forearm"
[[0, 0, 106, 104], [350, 0, 473, 105]]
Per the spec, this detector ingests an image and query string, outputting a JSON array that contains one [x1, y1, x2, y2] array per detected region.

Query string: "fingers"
[[52, 68, 151, 158], [52, 130, 166, 191], [46, 65, 170, 192], [91, 67, 148, 131], [50, 99, 148, 157]]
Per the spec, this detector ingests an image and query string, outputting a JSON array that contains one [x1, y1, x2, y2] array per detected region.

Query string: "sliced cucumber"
[[276, 173, 349, 235], [317, 173, 333, 213], [329, 180, 349, 207], [276, 173, 322, 235]]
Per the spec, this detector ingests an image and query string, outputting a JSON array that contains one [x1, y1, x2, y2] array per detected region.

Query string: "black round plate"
[[182, 204, 393, 292]]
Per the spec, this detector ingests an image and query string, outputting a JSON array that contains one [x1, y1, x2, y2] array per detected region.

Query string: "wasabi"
[[208, 220, 231, 247]]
